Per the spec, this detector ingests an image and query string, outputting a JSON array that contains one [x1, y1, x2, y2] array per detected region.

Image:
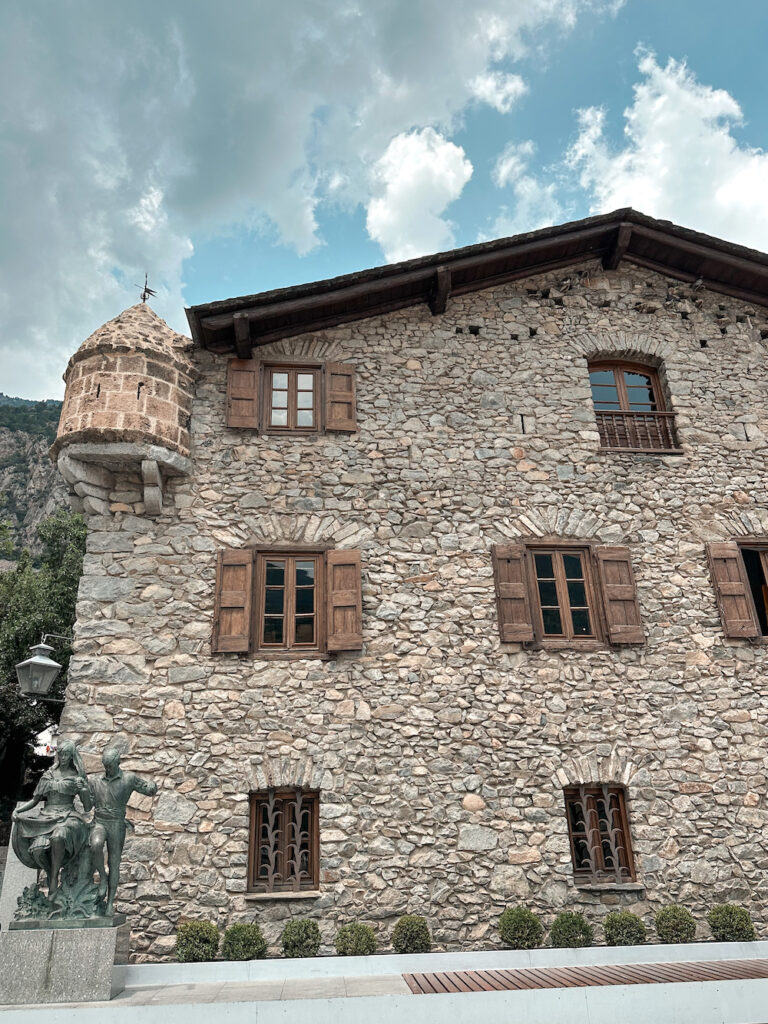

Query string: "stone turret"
[[51, 304, 195, 517]]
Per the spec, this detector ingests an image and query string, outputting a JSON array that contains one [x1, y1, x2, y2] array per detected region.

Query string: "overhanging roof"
[[185, 208, 768, 357]]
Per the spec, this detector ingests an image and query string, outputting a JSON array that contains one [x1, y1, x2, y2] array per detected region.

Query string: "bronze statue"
[[12, 740, 92, 900], [88, 746, 158, 916], [10, 740, 158, 925]]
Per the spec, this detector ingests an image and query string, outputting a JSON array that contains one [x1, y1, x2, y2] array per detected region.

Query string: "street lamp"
[[15, 634, 72, 699]]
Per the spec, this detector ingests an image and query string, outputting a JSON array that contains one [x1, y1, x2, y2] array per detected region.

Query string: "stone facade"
[[56, 258, 768, 960]]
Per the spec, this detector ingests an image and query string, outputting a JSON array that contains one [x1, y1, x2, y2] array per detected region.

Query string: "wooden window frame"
[[247, 789, 320, 894], [254, 550, 326, 655], [737, 539, 768, 639], [263, 362, 322, 435], [589, 359, 680, 453], [524, 542, 606, 649], [564, 784, 636, 884]]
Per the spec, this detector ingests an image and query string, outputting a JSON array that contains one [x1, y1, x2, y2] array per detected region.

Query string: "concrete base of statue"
[[0, 921, 129, 1004]]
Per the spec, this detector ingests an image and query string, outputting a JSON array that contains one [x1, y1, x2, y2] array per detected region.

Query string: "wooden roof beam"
[[233, 311, 252, 358], [428, 267, 451, 315], [603, 223, 632, 271]]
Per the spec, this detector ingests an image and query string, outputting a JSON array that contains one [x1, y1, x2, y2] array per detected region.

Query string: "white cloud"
[[566, 53, 768, 251], [366, 129, 472, 262], [0, 0, 621, 398], [469, 71, 527, 113], [486, 140, 563, 238]]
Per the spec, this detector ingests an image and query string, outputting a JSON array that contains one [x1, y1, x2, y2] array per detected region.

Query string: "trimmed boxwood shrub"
[[392, 915, 431, 954], [655, 905, 696, 944], [282, 918, 322, 958], [707, 904, 756, 942], [549, 911, 593, 948], [498, 906, 544, 950], [175, 920, 219, 962], [222, 922, 268, 961], [603, 911, 647, 946], [335, 922, 377, 956]]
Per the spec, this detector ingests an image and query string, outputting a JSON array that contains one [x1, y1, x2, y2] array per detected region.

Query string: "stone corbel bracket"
[[56, 442, 191, 519]]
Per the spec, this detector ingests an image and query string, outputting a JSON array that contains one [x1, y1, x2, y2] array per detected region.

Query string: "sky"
[[1, 0, 767, 400]]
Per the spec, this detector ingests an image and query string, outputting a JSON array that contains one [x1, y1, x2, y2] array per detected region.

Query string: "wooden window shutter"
[[326, 549, 363, 651], [325, 363, 357, 432], [226, 358, 260, 428], [595, 546, 644, 645], [491, 545, 534, 642], [212, 549, 254, 653], [706, 542, 760, 638]]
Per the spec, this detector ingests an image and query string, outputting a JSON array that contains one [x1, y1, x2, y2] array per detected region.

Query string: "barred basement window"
[[589, 360, 679, 452], [564, 784, 635, 884], [248, 789, 319, 893]]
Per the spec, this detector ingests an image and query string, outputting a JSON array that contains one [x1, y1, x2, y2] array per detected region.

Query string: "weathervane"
[[135, 273, 157, 304]]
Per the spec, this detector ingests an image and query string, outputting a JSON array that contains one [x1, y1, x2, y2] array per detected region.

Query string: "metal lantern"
[[15, 641, 63, 698]]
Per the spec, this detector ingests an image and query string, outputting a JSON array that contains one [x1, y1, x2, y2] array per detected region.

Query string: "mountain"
[[0, 398, 68, 556]]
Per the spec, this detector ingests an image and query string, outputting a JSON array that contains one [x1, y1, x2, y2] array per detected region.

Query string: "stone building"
[[52, 209, 768, 959]]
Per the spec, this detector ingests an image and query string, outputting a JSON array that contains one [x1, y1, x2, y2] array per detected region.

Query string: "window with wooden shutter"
[[492, 545, 534, 642], [595, 546, 644, 644], [325, 363, 357, 432], [226, 358, 260, 428], [212, 549, 254, 652], [254, 552, 324, 653], [326, 549, 363, 651], [706, 542, 761, 638]]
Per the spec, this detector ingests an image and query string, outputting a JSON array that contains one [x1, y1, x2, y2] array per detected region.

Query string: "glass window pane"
[[562, 554, 584, 579], [537, 580, 558, 606], [567, 580, 587, 607], [263, 617, 284, 644], [265, 588, 284, 614], [589, 369, 616, 386], [626, 387, 657, 411], [296, 588, 314, 614], [297, 373, 314, 390], [624, 371, 651, 387], [265, 561, 285, 586], [295, 617, 315, 644], [534, 553, 554, 578], [296, 409, 314, 427], [297, 391, 314, 408], [594, 401, 622, 411], [295, 560, 315, 585], [591, 385, 620, 404], [571, 608, 592, 636], [271, 408, 288, 426], [272, 372, 288, 389], [271, 390, 288, 408], [542, 607, 563, 635]]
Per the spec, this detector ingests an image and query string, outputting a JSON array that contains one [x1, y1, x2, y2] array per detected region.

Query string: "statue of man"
[[88, 747, 157, 916]]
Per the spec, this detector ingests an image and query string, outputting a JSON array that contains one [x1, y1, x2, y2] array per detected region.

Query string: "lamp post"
[[15, 634, 72, 700]]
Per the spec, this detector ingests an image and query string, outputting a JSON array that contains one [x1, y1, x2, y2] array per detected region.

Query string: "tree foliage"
[[0, 508, 86, 802]]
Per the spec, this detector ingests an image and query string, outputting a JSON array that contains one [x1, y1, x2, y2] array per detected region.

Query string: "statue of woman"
[[11, 740, 92, 899]]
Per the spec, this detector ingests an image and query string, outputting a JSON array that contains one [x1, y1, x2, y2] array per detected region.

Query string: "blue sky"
[[1, 0, 767, 398]]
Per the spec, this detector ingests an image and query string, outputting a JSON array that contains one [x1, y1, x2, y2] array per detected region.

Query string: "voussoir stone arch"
[[256, 333, 346, 363], [243, 754, 331, 794], [693, 509, 768, 542], [570, 330, 677, 369], [242, 514, 374, 550], [488, 507, 627, 546], [553, 743, 650, 790]]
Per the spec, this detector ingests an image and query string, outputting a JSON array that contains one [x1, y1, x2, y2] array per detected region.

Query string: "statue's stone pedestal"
[[0, 922, 128, 1005]]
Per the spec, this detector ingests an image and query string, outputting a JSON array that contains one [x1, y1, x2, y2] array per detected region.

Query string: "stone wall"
[[59, 261, 768, 959]]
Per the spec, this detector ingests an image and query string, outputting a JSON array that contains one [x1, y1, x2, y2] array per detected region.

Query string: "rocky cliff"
[[0, 397, 68, 555]]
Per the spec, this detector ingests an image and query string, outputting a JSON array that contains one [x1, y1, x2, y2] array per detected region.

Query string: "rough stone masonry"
[[54, 251, 768, 960]]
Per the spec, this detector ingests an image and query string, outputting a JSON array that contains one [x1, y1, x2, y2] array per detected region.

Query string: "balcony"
[[596, 410, 680, 452]]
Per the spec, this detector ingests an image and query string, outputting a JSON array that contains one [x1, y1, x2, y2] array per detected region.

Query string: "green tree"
[[0, 508, 86, 801]]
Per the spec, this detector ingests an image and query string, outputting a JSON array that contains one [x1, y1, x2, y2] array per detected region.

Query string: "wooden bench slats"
[[405, 958, 768, 995]]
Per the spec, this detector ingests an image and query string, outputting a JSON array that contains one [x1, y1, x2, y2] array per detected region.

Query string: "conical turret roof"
[[65, 303, 191, 377]]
